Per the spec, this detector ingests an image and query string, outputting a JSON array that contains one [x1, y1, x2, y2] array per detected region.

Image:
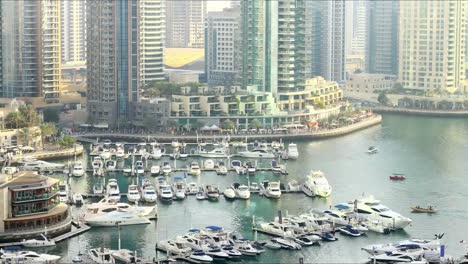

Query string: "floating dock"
[[53, 222, 91, 242]]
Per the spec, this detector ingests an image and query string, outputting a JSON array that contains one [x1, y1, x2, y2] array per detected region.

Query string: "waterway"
[[41, 114, 468, 263]]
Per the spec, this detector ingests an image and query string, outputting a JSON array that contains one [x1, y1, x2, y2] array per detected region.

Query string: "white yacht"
[[141, 180, 157, 203], [258, 222, 296, 237], [336, 195, 412, 229], [73, 193, 84, 206], [99, 149, 112, 160], [151, 147, 163, 159], [162, 162, 172, 175], [189, 161, 201, 176], [83, 198, 157, 226], [88, 248, 115, 263], [287, 143, 299, 159], [362, 238, 441, 255], [197, 146, 227, 158], [150, 165, 160, 176], [203, 159, 215, 170], [158, 182, 173, 202], [171, 140, 180, 148], [233, 183, 250, 199], [187, 182, 198, 195], [72, 162, 85, 177], [172, 177, 187, 200], [245, 161, 256, 174], [93, 183, 104, 195], [18, 158, 65, 172], [135, 160, 145, 174], [216, 161, 228, 175], [111, 249, 141, 264], [0, 250, 61, 263], [189, 250, 213, 263], [238, 148, 275, 159], [127, 184, 141, 203], [105, 160, 117, 172], [22, 234, 56, 248], [115, 146, 125, 159], [106, 179, 120, 202], [301, 170, 332, 197], [271, 160, 282, 174], [231, 160, 246, 175], [223, 187, 236, 199], [205, 185, 220, 200], [261, 181, 281, 199], [58, 183, 69, 203], [157, 240, 192, 255]]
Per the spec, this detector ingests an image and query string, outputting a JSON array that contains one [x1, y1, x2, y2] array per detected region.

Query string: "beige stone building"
[[399, 0, 466, 92], [345, 73, 397, 94]]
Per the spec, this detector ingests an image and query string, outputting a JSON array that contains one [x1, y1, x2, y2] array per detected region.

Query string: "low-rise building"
[[345, 73, 397, 94], [0, 126, 42, 149], [131, 98, 171, 128], [0, 99, 26, 129], [0, 171, 72, 242], [165, 69, 201, 84]]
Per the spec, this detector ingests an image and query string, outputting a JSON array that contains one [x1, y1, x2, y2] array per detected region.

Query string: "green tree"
[[250, 119, 262, 129], [314, 99, 326, 109], [146, 87, 161, 97], [18, 105, 40, 126], [222, 119, 235, 130], [40, 123, 58, 145], [5, 111, 25, 129], [57, 135, 77, 148], [377, 92, 390, 105], [42, 108, 60, 123]]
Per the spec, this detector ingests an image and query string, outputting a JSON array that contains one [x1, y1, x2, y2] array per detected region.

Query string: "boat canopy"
[[205, 225, 223, 231], [334, 204, 350, 210]]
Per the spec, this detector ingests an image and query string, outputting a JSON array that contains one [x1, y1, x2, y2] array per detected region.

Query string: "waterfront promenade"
[[74, 115, 382, 143], [4, 145, 84, 164], [371, 106, 468, 117]]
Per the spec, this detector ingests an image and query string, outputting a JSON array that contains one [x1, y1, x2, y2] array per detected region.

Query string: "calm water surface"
[[42, 114, 468, 263]]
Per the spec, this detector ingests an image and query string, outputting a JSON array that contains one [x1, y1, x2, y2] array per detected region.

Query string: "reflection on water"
[[39, 114, 468, 262]]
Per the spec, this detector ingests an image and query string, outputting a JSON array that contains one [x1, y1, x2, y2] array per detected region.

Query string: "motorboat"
[[223, 187, 236, 200], [189, 250, 213, 263], [171, 140, 180, 148], [100, 149, 112, 160], [205, 185, 220, 200], [1, 166, 18, 175], [58, 183, 69, 203], [158, 184, 174, 202], [135, 161, 145, 174], [361, 238, 441, 255], [92, 157, 104, 176], [238, 148, 275, 159], [220, 245, 242, 257], [197, 147, 227, 158], [0, 250, 61, 263], [270, 238, 302, 250], [179, 148, 188, 159], [230, 160, 242, 169], [73, 193, 84, 206], [201, 244, 230, 259], [204, 159, 215, 170], [127, 184, 141, 203], [123, 166, 132, 174], [93, 183, 104, 195], [367, 146, 378, 154], [189, 161, 201, 176], [294, 236, 320, 247], [301, 170, 332, 197], [390, 173, 406, 180], [22, 234, 56, 248], [336, 195, 412, 229], [72, 162, 85, 177], [187, 182, 198, 195], [216, 161, 228, 175], [151, 147, 163, 160], [157, 240, 192, 255], [233, 183, 250, 199], [88, 248, 115, 263], [141, 180, 157, 203], [338, 225, 363, 237], [249, 182, 260, 193], [317, 232, 338, 241], [18, 158, 65, 172], [105, 160, 117, 172], [162, 162, 172, 175], [83, 198, 157, 226], [288, 180, 301, 192], [411, 205, 436, 213], [368, 252, 418, 263], [257, 222, 296, 237], [245, 161, 256, 174], [111, 249, 141, 264], [115, 147, 125, 159], [263, 240, 282, 249], [235, 242, 262, 256], [287, 143, 299, 159], [271, 160, 282, 174], [150, 165, 160, 176], [362, 220, 391, 234], [106, 179, 120, 202], [261, 181, 281, 199], [172, 177, 187, 200], [196, 188, 206, 200]]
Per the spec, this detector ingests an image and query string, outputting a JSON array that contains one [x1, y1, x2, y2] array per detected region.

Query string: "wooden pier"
[[53, 222, 91, 242]]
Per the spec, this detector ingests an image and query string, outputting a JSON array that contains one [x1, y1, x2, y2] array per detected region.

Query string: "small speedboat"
[[235, 243, 262, 256], [294, 236, 319, 246], [150, 165, 160, 176], [318, 232, 338, 241], [72, 162, 85, 177], [271, 238, 302, 250], [411, 205, 436, 213], [216, 161, 228, 175], [162, 162, 172, 175], [106, 160, 117, 172], [338, 225, 363, 237], [249, 182, 260, 193], [187, 182, 198, 195], [196, 188, 206, 200], [367, 146, 378, 154], [189, 250, 213, 263], [135, 161, 145, 174], [271, 160, 282, 174], [204, 159, 215, 170], [22, 234, 56, 248], [390, 173, 406, 180], [93, 183, 104, 195], [205, 185, 220, 200], [73, 193, 84, 206], [223, 187, 236, 200], [123, 166, 132, 174]]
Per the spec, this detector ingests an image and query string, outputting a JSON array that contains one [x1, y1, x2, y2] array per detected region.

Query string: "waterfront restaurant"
[[0, 171, 72, 242]]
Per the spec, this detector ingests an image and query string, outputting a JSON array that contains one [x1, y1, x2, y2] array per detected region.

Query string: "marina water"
[[41, 114, 468, 262]]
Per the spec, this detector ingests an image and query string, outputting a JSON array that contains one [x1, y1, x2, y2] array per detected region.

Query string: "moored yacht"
[[141, 180, 157, 203], [58, 183, 69, 203], [287, 143, 299, 159], [158, 179, 173, 202], [0, 250, 61, 263], [150, 165, 160, 176], [106, 179, 120, 202], [72, 162, 85, 177], [105, 160, 117, 172], [233, 183, 250, 199], [187, 182, 198, 195], [127, 184, 141, 203], [261, 181, 281, 199], [216, 161, 228, 175], [301, 170, 332, 197], [18, 158, 65, 172], [189, 161, 201, 176], [197, 146, 227, 158], [172, 176, 187, 200], [238, 148, 275, 159], [204, 159, 215, 170], [205, 185, 220, 200], [162, 162, 172, 175], [135, 160, 144, 174], [88, 248, 115, 263]]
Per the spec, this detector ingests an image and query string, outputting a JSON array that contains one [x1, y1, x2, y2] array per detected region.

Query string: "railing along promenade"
[[371, 107, 468, 117]]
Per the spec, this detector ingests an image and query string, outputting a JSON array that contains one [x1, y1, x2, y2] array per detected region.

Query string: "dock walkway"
[[53, 222, 91, 242]]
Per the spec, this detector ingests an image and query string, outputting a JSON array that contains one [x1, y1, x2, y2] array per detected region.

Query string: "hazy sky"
[[207, 0, 232, 12]]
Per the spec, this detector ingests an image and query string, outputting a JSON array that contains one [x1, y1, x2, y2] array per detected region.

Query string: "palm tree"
[[5, 112, 25, 129], [250, 119, 262, 130], [18, 105, 40, 126], [222, 119, 235, 130], [40, 123, 58, 146]]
